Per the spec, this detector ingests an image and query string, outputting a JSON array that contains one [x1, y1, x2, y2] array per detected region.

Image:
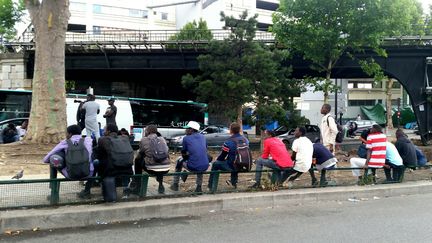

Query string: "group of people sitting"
[[350, 124, 427, 184], [43, 119, 427, 202]]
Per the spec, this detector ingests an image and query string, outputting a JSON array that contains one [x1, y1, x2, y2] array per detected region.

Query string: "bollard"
[[50, 179, 60, 205], [139, 173, 149, 198]]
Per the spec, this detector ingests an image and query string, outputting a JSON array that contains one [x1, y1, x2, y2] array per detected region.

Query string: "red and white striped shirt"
[[366, 132, 387, 168]]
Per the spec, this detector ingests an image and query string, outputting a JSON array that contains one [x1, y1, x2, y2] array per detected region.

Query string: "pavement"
[[2, 180, 432, 233]]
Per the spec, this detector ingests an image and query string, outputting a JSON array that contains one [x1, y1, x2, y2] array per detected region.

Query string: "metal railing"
[[0, 165, 431, 210]]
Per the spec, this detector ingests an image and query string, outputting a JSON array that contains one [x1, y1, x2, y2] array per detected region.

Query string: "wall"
[[0, 53, 31, 90]]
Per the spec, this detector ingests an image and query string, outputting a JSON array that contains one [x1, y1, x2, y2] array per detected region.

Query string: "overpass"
[[3, 30, 432, 144]]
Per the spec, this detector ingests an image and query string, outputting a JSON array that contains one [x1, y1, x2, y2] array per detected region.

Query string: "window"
[[161, 12, 168, 20], [93, 26, 101, 35], [129, 9, 148, 18], [257, 22, 271, 31], [93, 4, 102, 13], [256, 0, 279, 11], [348, 81, 375, 89], [67, 24, 86, 33], [348, 100, 376, 106], [392, 81, 401, 89]]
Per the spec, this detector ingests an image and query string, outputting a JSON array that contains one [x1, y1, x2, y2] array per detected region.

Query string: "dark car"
[[345, 120, 377, 136], [0, 118, 28, 144], [170, 125, 247, 149], [277, 124, 321, 149]]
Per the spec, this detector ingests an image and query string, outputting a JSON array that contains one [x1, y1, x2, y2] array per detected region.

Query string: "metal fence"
[[0, 165, 431, 210]]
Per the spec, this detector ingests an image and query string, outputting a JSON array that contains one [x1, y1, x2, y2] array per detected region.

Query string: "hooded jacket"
[[395, 136, 417, 167]]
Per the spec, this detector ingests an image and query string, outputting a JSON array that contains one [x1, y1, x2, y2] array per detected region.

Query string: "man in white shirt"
[[81, 94, 100, 141], [280, 127, 313, 186], [320, 104, 338, 153]]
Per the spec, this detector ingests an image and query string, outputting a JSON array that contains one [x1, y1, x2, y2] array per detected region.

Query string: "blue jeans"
[[254, 158, 280, 183], [208, 160, 238, 188]]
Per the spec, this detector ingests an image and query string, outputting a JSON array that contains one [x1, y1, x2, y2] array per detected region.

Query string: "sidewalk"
[[2, 180, 432, 233]]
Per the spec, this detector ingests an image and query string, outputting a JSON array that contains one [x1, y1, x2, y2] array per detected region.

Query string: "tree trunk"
[[24, 1, 70, 143], [323, 71, 332, 104], [236, 105, 243, 134], [386, 78, 394, 129]]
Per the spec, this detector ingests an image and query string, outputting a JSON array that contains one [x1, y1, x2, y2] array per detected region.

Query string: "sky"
[[422, 0, 432, 13]]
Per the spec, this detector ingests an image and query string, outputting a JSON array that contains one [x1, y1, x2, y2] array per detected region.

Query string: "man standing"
[[250, 129, 293, 188], [208, 122, 248, 189], [171, 121, 209, 193], [320, 104, 338, 153], [81, 94, 100, 141], [395, 129, 417, 169], [103, 98, 117, 126]]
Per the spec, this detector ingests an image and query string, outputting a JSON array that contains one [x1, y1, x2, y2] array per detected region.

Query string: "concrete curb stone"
[[1, 180, 432, 232]]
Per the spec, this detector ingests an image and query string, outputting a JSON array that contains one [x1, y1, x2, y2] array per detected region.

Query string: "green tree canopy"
[[272, 0, 424, 103], [0, 0, 24, 42], [169, 19, 212, 49], [183, 11, 302, 128]]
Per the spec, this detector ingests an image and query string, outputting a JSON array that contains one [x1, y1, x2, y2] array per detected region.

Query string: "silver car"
[[170, 125, 232, 150], [277, 125, 321, 149]]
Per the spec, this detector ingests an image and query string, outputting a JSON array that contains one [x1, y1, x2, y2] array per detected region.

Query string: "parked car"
[[170, 125, 248, 149], [0, 118, 28, 144], [277, 124, 321, 149], [345, 120, 377, 136]]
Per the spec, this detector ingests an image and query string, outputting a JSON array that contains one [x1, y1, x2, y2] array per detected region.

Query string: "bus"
[[0, 89, 208, 142]]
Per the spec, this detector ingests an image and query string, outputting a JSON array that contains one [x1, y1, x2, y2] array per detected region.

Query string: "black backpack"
[[65, 138, 90, 179], [149, 136, 169, 163], [108, 136, 134, 168], [230, 137, 252, 172], [327, 116, 344, 143]]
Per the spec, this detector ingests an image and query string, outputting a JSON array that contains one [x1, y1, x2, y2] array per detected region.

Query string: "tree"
[[24, 0, 70, 143], [0, 0, 24, 43], [182, 11, 297, 130], [168, 19, 212, 49], [273, 0, 425, 103]]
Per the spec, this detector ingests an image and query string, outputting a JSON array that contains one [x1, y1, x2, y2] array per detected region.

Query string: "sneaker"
[[181, 171, 188, 183], [77, 190, 91, 199], [225, 180, 237, 189], [287, 181, 294, 189], [195, 185, 202, 193], [311, 179, 319, 187], [249, 183, 261, 189], [170, 183, 179, 191], [158, 184, 165, 194]]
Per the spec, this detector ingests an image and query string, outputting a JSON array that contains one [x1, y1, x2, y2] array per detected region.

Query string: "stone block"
[[0, 79, 11, 88], [2, 65, 10, 73]]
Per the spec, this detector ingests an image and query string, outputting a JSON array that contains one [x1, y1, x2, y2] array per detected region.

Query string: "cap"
[[183, 121, 200, 131], [108, 98, 115, 102]]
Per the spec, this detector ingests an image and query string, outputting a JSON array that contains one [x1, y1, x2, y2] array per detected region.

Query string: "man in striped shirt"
[[364, 124, 387, 182], [350, 124, 386, 184]]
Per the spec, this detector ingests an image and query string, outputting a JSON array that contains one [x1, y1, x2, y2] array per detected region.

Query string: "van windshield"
[[130, 100, 206, 128]]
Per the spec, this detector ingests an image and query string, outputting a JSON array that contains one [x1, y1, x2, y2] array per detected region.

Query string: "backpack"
[[65, 138, 90, 179], [327, 116, 344, 143], [108, 136, 134, 168], [149, 136, 169, 163], [230, 137, 252, 172]]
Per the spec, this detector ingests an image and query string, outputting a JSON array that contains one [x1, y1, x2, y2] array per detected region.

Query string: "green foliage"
[[0, 0, 24, 41], [272, 0, 425, 101], [168, 19, 212, 49], [183, 11, 303, 126]]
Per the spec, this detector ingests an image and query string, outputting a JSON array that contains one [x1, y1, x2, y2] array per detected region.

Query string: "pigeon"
[[11, 170, 24, 180]]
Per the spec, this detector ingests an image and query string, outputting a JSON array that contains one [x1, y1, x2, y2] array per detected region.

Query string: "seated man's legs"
[[252, 158, 280, 187], [208, 160, 233, 189], [350, 157, 366, 178], [171, 157, 184, 190]]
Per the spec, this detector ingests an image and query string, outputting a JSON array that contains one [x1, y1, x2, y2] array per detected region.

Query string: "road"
[[3, 192, 432, 243]]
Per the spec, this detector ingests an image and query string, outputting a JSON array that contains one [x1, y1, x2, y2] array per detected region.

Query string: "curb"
[[2, 180, 432, 232]]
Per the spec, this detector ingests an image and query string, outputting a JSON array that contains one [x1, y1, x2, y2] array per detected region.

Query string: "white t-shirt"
[[82, 101, 100, 121], [291, 136, 313, 172]]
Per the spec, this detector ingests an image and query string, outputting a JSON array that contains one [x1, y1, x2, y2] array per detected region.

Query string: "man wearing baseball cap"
[[171, 121, 209, 193]]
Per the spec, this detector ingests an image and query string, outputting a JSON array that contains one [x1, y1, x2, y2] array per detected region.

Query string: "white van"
[[66, 95, 134, 135]]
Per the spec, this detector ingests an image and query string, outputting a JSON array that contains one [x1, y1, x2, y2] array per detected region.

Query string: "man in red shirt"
[[250, 129, 294, 188]]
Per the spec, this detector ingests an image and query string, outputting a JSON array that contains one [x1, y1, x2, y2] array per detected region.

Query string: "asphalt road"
[[3, 192, 432, 243]]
